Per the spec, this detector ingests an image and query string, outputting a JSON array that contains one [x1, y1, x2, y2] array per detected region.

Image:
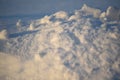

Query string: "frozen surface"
[[0, 5, 120, 80]]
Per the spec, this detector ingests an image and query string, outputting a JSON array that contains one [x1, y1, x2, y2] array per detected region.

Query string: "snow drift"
[[0, 4, 120, 80]]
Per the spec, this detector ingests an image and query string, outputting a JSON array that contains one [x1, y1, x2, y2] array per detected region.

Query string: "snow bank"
[[0, 4, 120, 80]]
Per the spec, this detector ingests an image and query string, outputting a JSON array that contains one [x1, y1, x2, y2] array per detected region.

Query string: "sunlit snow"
[[0, 4, 120, 80]]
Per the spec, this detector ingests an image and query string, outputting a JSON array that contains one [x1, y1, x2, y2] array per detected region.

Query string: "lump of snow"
[[0, 29, 7, 40], [28, 23, 35, 30], [53, 11, 68, 19], [40, 16, 51, 24], [100, 12, 107, 22], [16, 19, 23, 31], [16, 19, 22, 27], [68, 15, 77, 21], [106, 6, 120, 21], [100, 6, 120, 21], [81, 4, 101, 18]]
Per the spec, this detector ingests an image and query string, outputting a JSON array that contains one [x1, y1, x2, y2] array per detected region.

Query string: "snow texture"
[[0, 4, 120, 80]]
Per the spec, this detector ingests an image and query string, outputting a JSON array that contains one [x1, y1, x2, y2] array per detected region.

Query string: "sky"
[[0, 0, 120, 16]]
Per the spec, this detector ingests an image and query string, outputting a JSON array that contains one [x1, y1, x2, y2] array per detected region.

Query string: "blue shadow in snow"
[[8, 30, 39, 38], [112, 72, 120, 80]]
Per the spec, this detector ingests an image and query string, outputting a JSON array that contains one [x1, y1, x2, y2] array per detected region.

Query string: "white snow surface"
[[0, 29, 7, 40], [0, 5, 120, 80]]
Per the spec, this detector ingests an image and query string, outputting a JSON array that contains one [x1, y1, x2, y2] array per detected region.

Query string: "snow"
[[53, 11, 68, 19], [81, 4, 101, 18], [106, 6, 120, 21], [100, 6, 120, 21], [0, 4, 120, 80], [0, 29, 7, 40]]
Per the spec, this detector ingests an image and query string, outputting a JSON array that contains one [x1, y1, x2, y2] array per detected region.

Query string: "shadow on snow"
[[8, 30, 39, 38]]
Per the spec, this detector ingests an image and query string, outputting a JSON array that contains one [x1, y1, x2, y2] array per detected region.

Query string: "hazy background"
[[0, 0, 120, 17]]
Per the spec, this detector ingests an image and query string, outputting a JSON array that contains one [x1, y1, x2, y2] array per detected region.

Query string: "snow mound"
[[0, 4, 120, 80]]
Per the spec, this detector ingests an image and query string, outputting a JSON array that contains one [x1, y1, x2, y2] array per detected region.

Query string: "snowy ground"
[[0, 4, 120, 80]]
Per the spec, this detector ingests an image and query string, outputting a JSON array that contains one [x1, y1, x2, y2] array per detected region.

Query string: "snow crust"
[[0, 4, 120, 80]]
